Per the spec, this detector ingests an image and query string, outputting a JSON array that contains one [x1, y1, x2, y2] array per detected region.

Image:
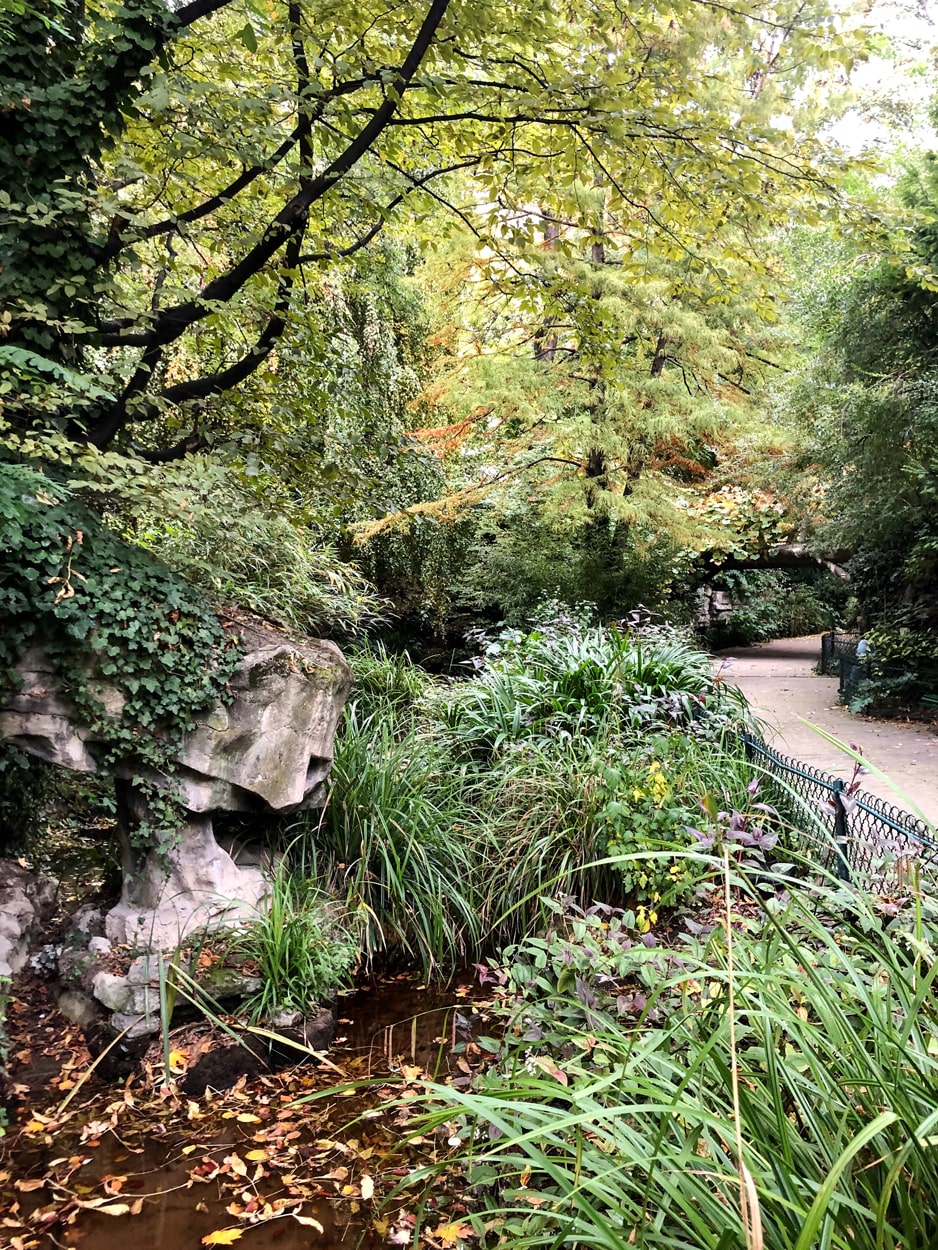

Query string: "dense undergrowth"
[[285, 607, 938, 1250], [304, 606, 760, 977], [405, 876, 938, 1250]]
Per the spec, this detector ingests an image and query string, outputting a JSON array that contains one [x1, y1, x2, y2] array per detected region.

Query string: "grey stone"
[[105, 814, 269, 949], [88, 936, 111, 955], [111, 1009, 160, 1039], [72, 907, 105, 937], [57, 988, 101, 1030], [269, 1009, 301, 1029], [0, 860, 58, 979], [0, 622, 352, 955], [92, 970, 136, 1013]]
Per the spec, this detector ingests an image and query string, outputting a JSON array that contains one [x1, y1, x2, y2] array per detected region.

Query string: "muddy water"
[[6, 978, 482, 1250]]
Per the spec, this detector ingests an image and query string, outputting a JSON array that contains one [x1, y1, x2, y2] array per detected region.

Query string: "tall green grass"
[[304, 621, 758, 978], [402, 873, 938, 1249], [309, 705, 488, 977], [228, 858, 359, 1021]]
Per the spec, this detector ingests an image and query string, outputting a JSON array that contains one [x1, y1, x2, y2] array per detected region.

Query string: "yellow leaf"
[[168, 1049, 189, 1073], [236, 1113, 261, 1124], [245, 1149, 268, 1161], [431, 1221, 474, 1247], [202, 1229, 244, 1246]]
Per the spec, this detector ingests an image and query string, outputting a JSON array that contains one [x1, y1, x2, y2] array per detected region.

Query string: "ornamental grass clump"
[[402, 871, 938, 1250], [232, 862, 359, 1023], [311, 703, 488, 978]]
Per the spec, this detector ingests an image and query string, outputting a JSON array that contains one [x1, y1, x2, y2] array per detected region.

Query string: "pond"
[[2, 974, 485, 1249]]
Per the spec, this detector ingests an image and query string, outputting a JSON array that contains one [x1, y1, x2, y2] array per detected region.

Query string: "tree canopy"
[[2, 0, 870, 463]]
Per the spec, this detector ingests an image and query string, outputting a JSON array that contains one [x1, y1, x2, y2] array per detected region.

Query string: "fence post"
[[832, 778, 851, 883]]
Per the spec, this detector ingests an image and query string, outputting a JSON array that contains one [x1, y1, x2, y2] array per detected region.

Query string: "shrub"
[[127, 458, 385, 637], [440, 607, 749, 756]]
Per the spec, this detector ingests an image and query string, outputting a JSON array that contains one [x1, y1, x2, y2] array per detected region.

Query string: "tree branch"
[[296, 157, 482, 264], [95, 0, 453, 365], [172, 0, 240, 31]]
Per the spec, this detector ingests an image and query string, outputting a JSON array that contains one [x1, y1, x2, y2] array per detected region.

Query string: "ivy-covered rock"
[[3, 625, 353, 815], [0, 462, 353, 954], [0, 460, 243, 844]]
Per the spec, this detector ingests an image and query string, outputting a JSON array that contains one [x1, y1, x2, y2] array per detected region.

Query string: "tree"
[[1, 0, 868, 464], [784, 118, 938, 621]]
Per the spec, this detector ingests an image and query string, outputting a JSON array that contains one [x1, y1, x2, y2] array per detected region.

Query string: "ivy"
[[0, 460, 242, 851]]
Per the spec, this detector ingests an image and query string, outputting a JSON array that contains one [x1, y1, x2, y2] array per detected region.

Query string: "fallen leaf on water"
[[76, 1200, 133, 1216], [292, 1214, 324, 1230], [202, 1229, 244, 1245], [14, 1179, 45, 1193]]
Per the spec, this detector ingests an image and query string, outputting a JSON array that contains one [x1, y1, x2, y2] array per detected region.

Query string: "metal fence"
[[741, 731, 938, 892], [818, 630, 861, 677]]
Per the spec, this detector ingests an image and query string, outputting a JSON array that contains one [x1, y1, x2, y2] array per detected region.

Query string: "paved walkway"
[[716, 635, 938, 827]]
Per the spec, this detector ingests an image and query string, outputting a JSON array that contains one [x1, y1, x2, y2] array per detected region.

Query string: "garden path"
[[716, 634, 938, 827]]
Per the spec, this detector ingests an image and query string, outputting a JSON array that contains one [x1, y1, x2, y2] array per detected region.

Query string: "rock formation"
[[0, 621, 352, 953], [0, 859, 57, 981]]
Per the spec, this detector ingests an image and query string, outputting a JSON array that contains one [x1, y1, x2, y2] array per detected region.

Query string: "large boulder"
[[1, 623, 352, 814], [0, 859, 57, 980], [0, 620, 352, 958]]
